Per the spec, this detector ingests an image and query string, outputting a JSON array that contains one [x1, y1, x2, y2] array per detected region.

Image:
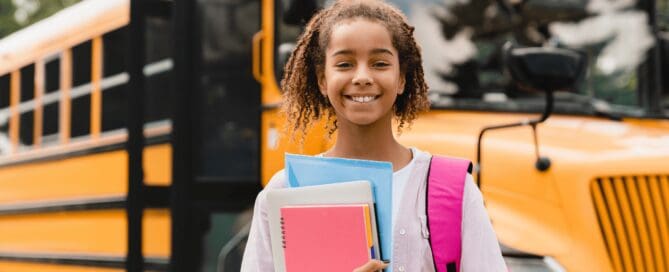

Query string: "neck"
[[326, 115, 412, 171]]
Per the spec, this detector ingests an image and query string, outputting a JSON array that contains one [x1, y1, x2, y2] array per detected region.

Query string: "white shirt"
[[392, 148, 415, 227]]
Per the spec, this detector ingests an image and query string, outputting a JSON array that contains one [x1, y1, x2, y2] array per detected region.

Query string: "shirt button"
[[398, 265, 406, 271], [399, 228, 406, 235]]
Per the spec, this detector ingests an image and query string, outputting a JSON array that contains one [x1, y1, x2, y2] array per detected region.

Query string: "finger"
[[352, 260, 388, 272]]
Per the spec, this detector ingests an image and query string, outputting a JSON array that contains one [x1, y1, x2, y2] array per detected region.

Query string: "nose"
[[352, 66, 373, 86]]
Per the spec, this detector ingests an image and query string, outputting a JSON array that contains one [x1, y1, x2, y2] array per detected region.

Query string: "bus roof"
[[0, 0, 129, 75]]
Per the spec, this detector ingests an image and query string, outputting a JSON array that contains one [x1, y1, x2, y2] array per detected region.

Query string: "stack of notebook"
[[284, 153, 394, 263], [267, 181, 382, 272], [265, 154, 395, 272]]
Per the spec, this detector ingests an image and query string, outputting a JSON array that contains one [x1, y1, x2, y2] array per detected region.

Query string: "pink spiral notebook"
[[280, 204, 375, 272]]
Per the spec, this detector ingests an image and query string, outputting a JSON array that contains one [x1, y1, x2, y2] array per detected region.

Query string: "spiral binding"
[[281, 216, 286, 249]]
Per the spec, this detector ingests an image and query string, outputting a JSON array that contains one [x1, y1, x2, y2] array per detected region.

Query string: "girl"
[[242, 0, 506, 271]]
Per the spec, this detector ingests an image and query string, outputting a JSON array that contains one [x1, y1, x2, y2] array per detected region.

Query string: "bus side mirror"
[[282, 0, 321, 25], [503, 43, 587, 93], [476, 44, 587, 188]]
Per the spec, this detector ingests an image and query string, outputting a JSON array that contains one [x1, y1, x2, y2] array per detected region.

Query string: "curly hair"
[[281, 0, 430, 139]]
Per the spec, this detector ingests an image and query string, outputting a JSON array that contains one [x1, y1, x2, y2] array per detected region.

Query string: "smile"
[[346, 95, 379, 103]]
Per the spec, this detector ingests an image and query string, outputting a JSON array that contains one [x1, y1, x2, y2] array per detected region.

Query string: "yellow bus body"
[[0, 0, 174, 268]]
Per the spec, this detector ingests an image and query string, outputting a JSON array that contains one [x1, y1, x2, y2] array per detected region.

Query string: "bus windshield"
[[276, 0, 668, 118]]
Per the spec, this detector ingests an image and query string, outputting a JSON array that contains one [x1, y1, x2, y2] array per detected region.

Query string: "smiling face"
[[318, 18, 406, 128]]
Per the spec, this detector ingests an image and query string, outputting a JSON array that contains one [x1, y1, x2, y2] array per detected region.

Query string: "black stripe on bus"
[[0, 186, 169, 216], [0, 134, 170, 169], [0, 196, 125, 216], [0, 251, 168, 271]]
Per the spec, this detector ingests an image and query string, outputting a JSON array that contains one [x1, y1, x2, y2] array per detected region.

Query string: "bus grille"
[[591, 175, 669, 272]]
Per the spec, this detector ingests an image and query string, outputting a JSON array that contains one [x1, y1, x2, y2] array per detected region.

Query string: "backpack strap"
[[427, 155, 472, 272]]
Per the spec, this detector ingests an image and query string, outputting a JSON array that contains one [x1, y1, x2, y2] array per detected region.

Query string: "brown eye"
[[335, 62, 353, 68], [373, 61, 390, 68]]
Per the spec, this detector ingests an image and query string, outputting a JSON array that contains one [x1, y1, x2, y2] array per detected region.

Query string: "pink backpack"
[[427, 155, 473, 272]]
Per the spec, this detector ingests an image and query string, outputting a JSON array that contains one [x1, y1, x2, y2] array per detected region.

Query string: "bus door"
[[127, 0, 261, 271]]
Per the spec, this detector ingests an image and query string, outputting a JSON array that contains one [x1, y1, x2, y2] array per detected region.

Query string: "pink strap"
[[427, 155, 471, 272]]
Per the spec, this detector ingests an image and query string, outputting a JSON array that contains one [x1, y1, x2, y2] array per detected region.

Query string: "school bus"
[[0, 0, 667, 271]]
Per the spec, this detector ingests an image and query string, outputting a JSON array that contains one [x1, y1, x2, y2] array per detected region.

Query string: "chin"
[[346, 116, 383, 127], [337, 110, 393, 127]]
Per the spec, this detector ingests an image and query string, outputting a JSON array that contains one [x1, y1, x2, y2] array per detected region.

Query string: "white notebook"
[[265, 180, 380, 272]]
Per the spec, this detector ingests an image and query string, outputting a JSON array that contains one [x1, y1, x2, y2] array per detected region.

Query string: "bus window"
[[103, 28, 126, 78], [19, 65, 35, 147], [72, 41, 92, 88], [45, 57, 60, 93], [314, 0, 653, 117], [0, 75, 8, 108], [194, 0, 261, 180], [71, 41, 92, 138], [102, 27, 127, 132], [0, 75, 9, 155], [19, 110, 34, 148], [20, 65, 35, 102], [145, 17, 172, 124], [43, 57, 60, 144], [659, 0, 669, 111], [71, 94, 90, 139], [273, 0, 313, 86]]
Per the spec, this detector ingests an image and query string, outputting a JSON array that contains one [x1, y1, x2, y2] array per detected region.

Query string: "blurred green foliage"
[[0, 0, 80, 39]]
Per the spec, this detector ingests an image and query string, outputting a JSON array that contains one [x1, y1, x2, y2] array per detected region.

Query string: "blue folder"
[[285, 153, 394, 265]]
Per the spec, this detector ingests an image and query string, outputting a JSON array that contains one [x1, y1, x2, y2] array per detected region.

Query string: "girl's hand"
[[352, 260, 388, 272]]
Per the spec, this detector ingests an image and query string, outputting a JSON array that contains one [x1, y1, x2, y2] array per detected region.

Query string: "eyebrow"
[[331, 48, 394, 57]]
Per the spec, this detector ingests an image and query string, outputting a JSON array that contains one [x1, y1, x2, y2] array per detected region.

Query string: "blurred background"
[[0, 0, 667, 271], [0, 0, 81, 38]]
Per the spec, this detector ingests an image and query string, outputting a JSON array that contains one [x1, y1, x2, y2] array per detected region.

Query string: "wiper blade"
[[590, 99, 623, 121], [553, 91, 623, 121]]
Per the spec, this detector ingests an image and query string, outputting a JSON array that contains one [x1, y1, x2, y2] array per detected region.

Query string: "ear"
[[317, 67, 327, 96], [397, 73, 406, 95]]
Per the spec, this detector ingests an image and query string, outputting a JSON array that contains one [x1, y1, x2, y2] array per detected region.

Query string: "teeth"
[[351, 96, 376, 103]]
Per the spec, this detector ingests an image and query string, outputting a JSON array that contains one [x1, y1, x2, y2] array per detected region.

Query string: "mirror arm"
[[537, 89, 554, 123], [475, 91, 554, 188]]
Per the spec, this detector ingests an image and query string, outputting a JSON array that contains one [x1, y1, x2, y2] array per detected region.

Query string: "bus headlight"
[[504, 256, 565, 272]]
